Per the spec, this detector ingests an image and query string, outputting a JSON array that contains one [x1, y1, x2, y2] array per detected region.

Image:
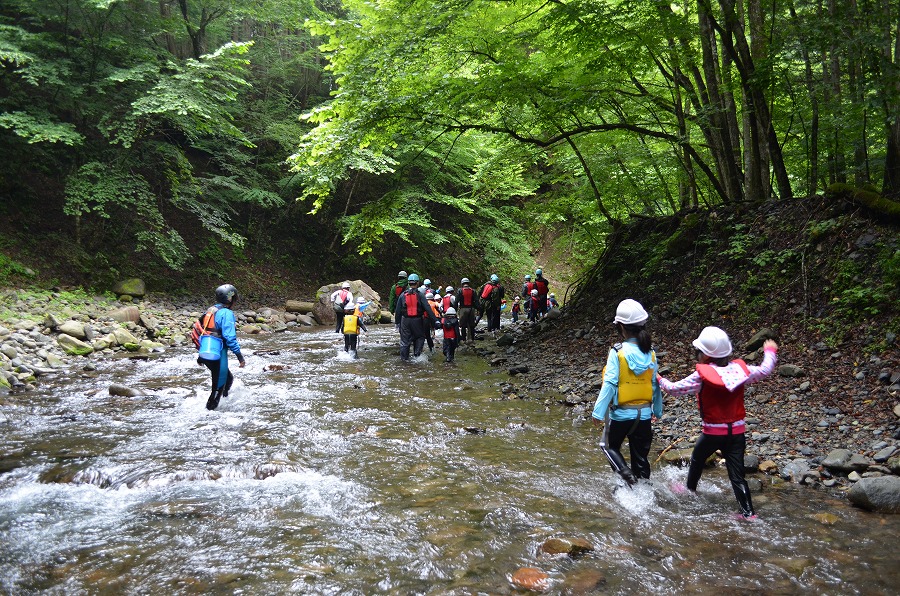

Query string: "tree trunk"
[[881, 5, 900, 196], [698, 1, 744, 203]]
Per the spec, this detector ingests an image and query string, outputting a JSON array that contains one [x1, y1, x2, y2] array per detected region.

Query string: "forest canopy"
[[1, 0, 898, 280]]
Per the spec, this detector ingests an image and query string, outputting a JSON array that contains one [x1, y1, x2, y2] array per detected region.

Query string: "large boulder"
[[822, 449, 870, 473], [112, 278, 146, 298], [848, 476, 900, 513], [285, 300, 316, 314], [314, 280, 382, 324], [108, 306, 141, 324]]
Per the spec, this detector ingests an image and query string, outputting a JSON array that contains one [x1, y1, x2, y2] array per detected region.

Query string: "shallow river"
[[0, 326, 897, 594]]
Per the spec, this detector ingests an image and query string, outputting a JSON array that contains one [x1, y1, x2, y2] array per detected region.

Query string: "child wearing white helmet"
[[441, 307, 461, 362], [511, 296, 521, 323], [592, 299, 662, 486], [527, 288, 540, 323], [658, 326, 778, 520]]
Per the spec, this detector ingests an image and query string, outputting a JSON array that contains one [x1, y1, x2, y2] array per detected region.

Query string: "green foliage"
[[0, 111, 83, 145], [0, 252, 34, 285]]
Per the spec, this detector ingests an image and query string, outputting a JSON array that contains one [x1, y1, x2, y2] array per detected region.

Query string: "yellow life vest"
[[343, 313, 359, 334], [603, 347, 655, 407]]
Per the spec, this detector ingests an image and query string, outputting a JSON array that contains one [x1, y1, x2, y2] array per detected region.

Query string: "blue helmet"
[[524, 274, 531, 280], [408, 273, 420, 283], [423, 278, 432, 286], [490, 274, 499, 283], [535, 268, 543, 276]]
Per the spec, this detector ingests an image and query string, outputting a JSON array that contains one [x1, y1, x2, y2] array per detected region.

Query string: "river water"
[[0, 326, 897, 594]]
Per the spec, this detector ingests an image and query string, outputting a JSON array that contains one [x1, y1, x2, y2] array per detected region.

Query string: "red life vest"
[[394, 285, 404, 298], [524, 281, 535, 294], [404, 290, 422, 317], [442, 319, 457, 339], [442, 295, 453, 311], [534, 279, 549, 296], [460, 287, 475, 307], [695, 360, 751, 424], [480, 282, 496, 300]]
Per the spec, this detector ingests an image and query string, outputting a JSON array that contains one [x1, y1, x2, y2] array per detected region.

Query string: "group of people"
[[193, 282, 776, 520], [593, 298, 779, 520], [386, 269, 558, 361]]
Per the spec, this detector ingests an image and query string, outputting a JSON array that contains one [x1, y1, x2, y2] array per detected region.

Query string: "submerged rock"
[[847, 476, 900, 513], [511, 567, 550, 591]]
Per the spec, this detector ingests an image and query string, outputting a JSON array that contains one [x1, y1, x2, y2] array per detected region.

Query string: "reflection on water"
[[0, 327, 897, 594]]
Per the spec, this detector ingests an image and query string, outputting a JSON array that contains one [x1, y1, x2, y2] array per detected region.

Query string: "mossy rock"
[[123, 343, 141, 352], [664, 213, 705, 258]]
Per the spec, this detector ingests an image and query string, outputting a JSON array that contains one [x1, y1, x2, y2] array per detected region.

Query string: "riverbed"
[[0, 326, 897, 594]]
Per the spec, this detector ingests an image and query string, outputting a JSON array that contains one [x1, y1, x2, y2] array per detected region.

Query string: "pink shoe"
[[733, 513, 759, 522], [669, 482, 688, 495]]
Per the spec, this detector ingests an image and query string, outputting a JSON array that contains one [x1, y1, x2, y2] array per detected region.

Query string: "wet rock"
[[510, 567, 550, 592], [847, 476, 900, 513], [822, 449, 870, 473], [563, 569, 606, 593], [759, 460, 778, 474], [109, 384, 143, 397], [873, 446, 897, 463], [57, 334, 93, 356], [508, 365, 529, 375], [240, 324, 262, 334], [781, 459, 809, 483], [539, 537, 593, 557], [295, 314, 315, 326], [113, 328, 138, 346], [848, 471, 862, 482], [744, 454, 760, 472], [661, 448, 693, 465]]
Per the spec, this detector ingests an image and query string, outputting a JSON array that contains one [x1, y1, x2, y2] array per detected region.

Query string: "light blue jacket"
[[592, 339, 662, 422], [214, 304, 242, 357]]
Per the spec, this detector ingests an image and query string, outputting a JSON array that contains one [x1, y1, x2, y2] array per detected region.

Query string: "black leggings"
[[600, 417, 652, 482], [688, 432, 754, 517]]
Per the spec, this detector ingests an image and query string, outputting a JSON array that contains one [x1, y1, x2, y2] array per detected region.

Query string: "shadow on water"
[[0, 326, 897, 594]]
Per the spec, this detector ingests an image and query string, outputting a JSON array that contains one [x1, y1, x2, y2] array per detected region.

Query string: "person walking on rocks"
[[592, 299, 661, 486], [330, 282, 354, 333], [521, 274, 534, 318], [533, 268, 550, 317], [455, 278, 479, 343], [658, 327, 778, 520], [388, 271, 408, 330], [397, 274, 438, 360], [479, 274, 504, 333], [198, 284, 246, 411]]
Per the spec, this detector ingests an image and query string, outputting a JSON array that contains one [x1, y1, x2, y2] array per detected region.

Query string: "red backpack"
[[190, 307, 218, 348]]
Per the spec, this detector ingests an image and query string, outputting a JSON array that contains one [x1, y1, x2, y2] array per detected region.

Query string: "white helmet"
[[530, 289, 538, 295], [445, 307, 456, 316], [692, 326, 733, 358], [614, 299, 648, 325], [356, 296, 366, 304], [398, 270, 407, 278], [342, 281, 351, 289], [445, 285, 454, 293], [425, 292, 434, 300]]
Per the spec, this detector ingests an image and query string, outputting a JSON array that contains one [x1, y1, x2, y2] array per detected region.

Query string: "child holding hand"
[[658, 327, 778, 519]]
